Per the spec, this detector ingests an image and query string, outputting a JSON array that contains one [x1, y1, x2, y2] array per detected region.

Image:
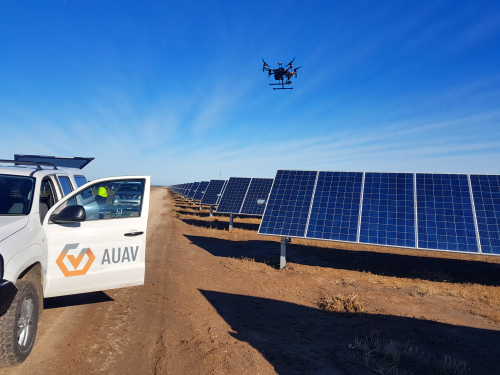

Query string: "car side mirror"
[[50, 205, 86, 224]]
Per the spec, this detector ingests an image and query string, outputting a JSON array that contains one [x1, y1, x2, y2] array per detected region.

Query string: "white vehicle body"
[[0, 157, 150, 366]]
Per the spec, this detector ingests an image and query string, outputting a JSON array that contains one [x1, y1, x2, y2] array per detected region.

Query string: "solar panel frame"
[[306, 171, 363, 243], [200, 180, 227, 205], [259, 170, 318, 237], [239, 178, 274, 216], [216, 177, 252, 214], [359, 172, 415, 248], [193, 181, 210, 201], [416, 173, 478, 253], [183, 183, 193, 197], [468, 175, 482, 253], [187, 182, 201, 198], [216, 180, 228, 205], [258, 170, 499, 258], [470, 174, 500, 255]]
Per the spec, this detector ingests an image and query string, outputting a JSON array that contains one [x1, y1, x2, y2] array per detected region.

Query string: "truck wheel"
[[0, 280, 39, 367]]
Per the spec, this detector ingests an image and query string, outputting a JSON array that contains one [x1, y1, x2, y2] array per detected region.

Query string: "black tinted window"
[[0, 175, 35, 215], [74, 176, 88, 188], [58, 176, 73, 196]]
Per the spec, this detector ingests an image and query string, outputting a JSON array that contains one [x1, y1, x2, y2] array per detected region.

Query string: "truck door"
[[42, 176, 150, 298]]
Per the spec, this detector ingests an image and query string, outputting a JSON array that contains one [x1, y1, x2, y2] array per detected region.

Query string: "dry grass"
[[413, 282, 440, 297], [318, 293, 364, 314], [172, 193, 500, 322], [342, 278, 357, 287], [348, 331, 470, 375]]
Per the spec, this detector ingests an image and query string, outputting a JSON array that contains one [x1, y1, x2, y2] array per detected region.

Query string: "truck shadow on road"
[[45, 291, 113, 309], [186, 235, 500, 286], [199, 289, 499, 375]]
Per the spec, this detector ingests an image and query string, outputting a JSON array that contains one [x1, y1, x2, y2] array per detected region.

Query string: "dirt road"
[[2, 188, 500, 374]]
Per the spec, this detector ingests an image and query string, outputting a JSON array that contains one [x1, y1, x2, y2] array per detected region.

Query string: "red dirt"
[[2, 188, 500, 374]]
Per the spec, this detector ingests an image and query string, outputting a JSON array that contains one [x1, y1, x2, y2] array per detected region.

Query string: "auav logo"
[[56, 243, 96, 277], [101, 247, 139, 264]]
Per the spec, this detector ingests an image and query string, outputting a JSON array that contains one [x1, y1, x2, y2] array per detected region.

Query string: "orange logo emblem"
[[56, 243, 95, 277]]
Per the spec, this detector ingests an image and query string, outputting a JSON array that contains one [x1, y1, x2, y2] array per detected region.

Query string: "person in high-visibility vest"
[[95, 185, 109, 218], [97, 186, 107, 199]]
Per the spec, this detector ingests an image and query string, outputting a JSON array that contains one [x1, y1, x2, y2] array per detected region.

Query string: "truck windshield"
[[0, 175, 35, 215]]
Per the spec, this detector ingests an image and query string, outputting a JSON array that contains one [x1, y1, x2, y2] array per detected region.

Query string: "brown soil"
[[2, 188, 500, 374]]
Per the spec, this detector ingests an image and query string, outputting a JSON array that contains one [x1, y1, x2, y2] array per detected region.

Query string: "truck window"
[[74, 176, 88, 188], [58, 176, 73, 196], [0, 175, 35, 215], [63, 179, 145, 221], [39, 178, 57, 223]]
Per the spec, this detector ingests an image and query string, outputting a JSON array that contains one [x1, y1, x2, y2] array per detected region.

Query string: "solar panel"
[[307, 171, 363, 242], [259, 170, 495, 257], [186, 182, 200, 198], [360, 172, 415, 248], [193, 181, 210, 201], [180, 183, 187, 196], [200, 180, 227, 205], [470, 175, 500, 254], [216, 178, 252, 214], [240, 178, 274, 216], [183, 183, 193, 197], [259, 170, 317, 237], [217, 180, 228, 205], [416, 174, 477, 253]]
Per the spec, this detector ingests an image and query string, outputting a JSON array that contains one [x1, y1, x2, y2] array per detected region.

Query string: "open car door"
[[42, 176, 150, 298]]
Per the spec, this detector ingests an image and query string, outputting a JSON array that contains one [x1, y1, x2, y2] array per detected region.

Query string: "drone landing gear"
[[269, 82, 293, 90]]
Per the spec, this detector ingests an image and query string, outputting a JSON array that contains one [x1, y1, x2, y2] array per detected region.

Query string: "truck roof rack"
[[14, 155, 94, 169], [0, 159, 58, 171]]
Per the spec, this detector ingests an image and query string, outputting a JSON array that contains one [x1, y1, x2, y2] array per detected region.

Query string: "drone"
[[262, 58, 301, 90]]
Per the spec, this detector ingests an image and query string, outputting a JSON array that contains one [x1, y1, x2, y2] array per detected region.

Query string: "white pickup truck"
[[0, 155, 150, 367]]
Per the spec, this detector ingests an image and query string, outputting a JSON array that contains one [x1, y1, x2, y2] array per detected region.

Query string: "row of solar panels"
[[171, 170, 500, 257], [171, 180, 227, 206], [169, 177, 274, 216]]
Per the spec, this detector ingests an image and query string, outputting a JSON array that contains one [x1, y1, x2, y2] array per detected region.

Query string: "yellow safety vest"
[[97, 187, 107, 198]]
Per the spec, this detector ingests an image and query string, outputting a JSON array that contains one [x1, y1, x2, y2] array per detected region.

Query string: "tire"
[[20, 263, 44, 324], [0, 280, 39, 367]]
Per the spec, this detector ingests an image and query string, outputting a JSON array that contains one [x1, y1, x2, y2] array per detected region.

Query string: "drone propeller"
[[293, 66, 302, 77], [285, 57, 296, 68], [262, 58, 271, 72]]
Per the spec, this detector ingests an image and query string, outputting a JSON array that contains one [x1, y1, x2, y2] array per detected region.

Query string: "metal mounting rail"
[[0, 159, 58, 171]]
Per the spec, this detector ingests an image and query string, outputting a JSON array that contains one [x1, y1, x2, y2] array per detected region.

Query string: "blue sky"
[[1, 1, 499, 185]]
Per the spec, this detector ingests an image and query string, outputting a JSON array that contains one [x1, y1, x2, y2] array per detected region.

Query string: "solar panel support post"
[[280, 237, 287, 269], [199, 202, 202, 211], [209, 205, 213, 217], [229, 214, 234, 230]]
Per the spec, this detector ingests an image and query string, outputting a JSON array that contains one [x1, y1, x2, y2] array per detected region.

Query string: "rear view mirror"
[[50, 205, 86, 224]]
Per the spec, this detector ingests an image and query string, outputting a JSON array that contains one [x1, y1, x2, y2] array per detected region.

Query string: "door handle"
[[124, 231, 143, 237]]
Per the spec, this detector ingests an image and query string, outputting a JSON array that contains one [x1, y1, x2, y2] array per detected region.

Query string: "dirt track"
[[2, 188, 500, 374]]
